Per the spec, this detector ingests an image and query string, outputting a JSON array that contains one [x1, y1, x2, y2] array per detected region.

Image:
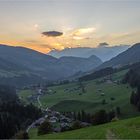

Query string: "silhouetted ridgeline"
[[79, 61, 140, 82], [0, 44, 102, 86], [48, 45, 129, 61], [97, 43, 140, 70]]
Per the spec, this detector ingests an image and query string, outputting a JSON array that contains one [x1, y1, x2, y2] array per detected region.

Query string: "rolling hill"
[[48, 45, 129, 61], [98, 43, 140, 69], [18, 67, 140, 139], [29, 116, 140, 139], [0, 44, 102, 86], [58, 55, 102, 72], [19, 69, 139, 119]]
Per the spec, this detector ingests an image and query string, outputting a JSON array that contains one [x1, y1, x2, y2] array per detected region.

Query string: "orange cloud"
[[73, 27, 96, 36]]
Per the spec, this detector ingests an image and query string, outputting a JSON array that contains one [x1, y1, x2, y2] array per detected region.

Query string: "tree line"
[[123, 63, 140, 111], [37, 108, 121, 136], [79, 67, 114, 81], [130, 87, 140, 111], [63, 108, 121, 125], [0, 85, 42, 139], [123, 62, 140, 88]]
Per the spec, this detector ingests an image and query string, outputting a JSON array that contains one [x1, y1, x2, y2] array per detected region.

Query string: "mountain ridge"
[[48, 45, 129, 61], [97, 43, 140, 70], [0, 44, 102, 86]]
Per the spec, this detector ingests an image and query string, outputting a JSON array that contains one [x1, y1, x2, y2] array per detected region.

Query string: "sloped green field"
[[18, 89, 34, 104], [29, 116, 140, 139], [40, 70, 139, 118], [18, 70, 139, 118], [41, 82, 139, 118]]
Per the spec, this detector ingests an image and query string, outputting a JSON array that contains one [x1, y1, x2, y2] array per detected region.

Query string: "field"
[[38, 70, 139, 118], [18, 70, 140, 118], [18, 69, 140, 139], [29, 116, 140, 139], [18, 89, 38, 105], [41, 82, 138, 118]]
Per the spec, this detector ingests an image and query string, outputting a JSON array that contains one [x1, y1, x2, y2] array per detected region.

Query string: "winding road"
[[26, 89, 44, 132], [37, 95, 42, 108]]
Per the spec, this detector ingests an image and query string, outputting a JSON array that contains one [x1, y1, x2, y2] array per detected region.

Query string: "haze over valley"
[[48, 44, 129, 61]]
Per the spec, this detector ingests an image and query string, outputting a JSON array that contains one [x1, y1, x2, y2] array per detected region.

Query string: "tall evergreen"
[[77, 111, 82, 121]]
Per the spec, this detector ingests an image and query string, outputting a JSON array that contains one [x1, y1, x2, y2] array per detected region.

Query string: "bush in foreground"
[[38, 120, 53, 135]]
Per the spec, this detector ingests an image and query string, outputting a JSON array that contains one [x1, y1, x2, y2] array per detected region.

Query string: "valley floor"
[[18, 70, 140, 139], [19, 70, 140, 119]]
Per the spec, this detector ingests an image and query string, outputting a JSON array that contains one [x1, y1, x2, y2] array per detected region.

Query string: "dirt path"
[[106, 129, 118, 140]]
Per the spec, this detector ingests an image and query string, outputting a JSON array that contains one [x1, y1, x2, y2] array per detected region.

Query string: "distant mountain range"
[[97, 43, 140, 69], [79, 43, 140, 81], [48, 45, 129, 62], [0, 43, 139, 86], [0, 44, 102, 86]]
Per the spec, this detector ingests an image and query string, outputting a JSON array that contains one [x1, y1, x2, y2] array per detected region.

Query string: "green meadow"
[[18, 70, 139, 118], [18, 69, 140, 139], [29, 116, 140, 139]]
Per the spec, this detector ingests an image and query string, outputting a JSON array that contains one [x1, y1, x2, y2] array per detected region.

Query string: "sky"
[[0, 0, 140, 53]]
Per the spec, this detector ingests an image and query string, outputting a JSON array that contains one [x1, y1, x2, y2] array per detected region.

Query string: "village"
[[25, 75, 121, 134], [25, 87, 91, 133], [26, 107, 91, 133]]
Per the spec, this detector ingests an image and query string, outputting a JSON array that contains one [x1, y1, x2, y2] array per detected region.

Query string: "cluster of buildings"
[[27, 108, 73, 132], [27, 108, 91, 133]]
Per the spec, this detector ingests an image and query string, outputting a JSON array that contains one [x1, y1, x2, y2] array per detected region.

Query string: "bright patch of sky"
[[0, 0, 140, 53]]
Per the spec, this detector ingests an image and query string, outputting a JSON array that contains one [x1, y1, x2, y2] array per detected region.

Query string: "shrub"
[[38, 120, 53, 135], [71, 121, 82, 130], [92, 110, 108, 125], [15, 131, 29, 139], [102, 99, 106, 105]]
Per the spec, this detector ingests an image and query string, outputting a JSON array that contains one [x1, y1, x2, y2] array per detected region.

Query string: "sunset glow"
[[0, 0, 140, 53]]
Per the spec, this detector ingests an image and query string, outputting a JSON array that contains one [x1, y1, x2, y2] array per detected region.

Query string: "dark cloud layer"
[[97, 42, 109, 48], [42, 31, 63, 37], [99, 42, 109, 46]]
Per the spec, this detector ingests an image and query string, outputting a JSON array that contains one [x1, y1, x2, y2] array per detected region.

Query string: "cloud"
[[72, 36, 84, 40], [42, 31, 63, 37], [72, 36, 92, 40], [98, 42, 109, 46], [71, 27, 96, 40], [73, 27, 96, 36]]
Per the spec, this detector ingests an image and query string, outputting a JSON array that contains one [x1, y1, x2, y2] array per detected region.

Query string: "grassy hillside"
[[18, 90, 35, 104], [29, 116, 140, 139], [19, 69, 140, 139], [98, 43, 140, 70], [41, 82, 138, 118], [19, 70, 139, 118], [38, 70, 139, 118], [0, 44, 102, 85]]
